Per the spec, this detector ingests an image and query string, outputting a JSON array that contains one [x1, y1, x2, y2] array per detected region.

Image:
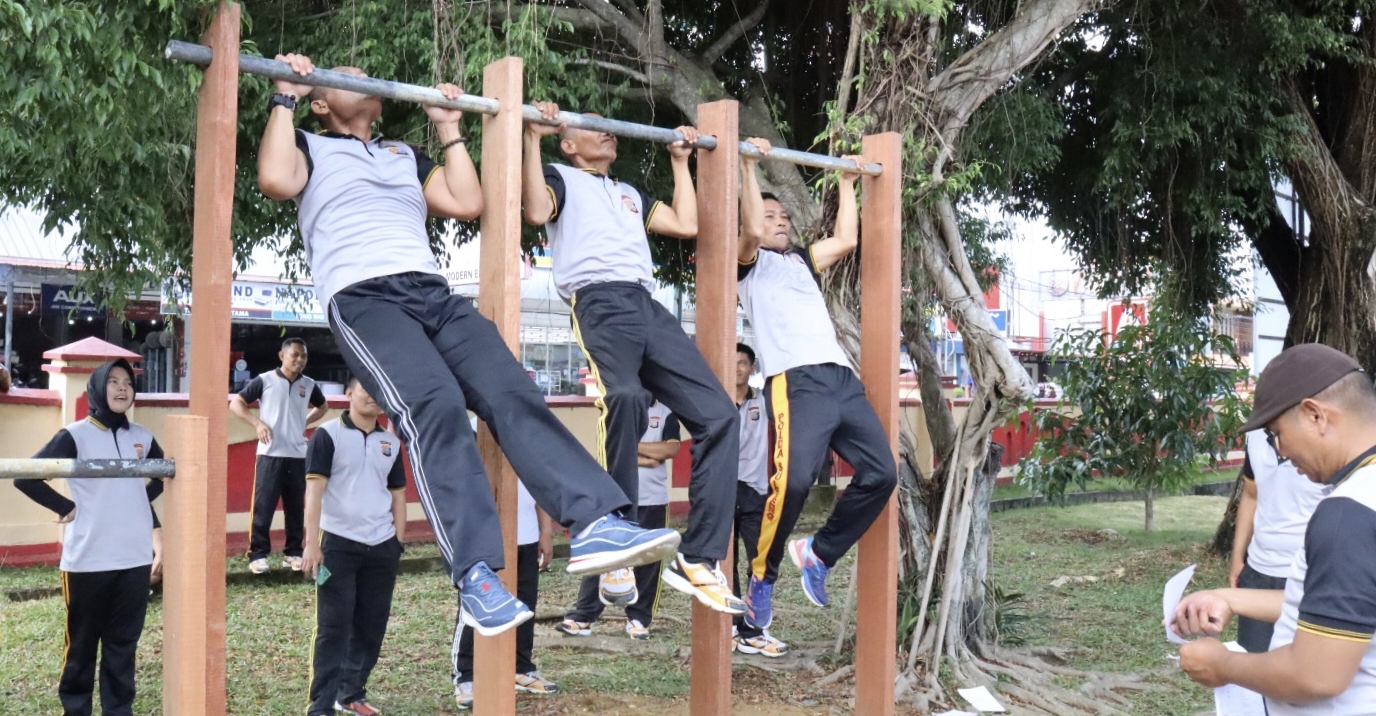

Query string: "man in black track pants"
[[256, 53, 680, 637], [230, 336, 328, 574], [736, 139, 897, 625], [522, 101, 743, 615]]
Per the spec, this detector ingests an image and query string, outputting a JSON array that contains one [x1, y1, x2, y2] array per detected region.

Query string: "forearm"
[[669, 158, 697, 237], [521, 133, 553, 224], [435, 121, 482, 214], [537, 507, 553, 541], [639, 441, 679, 462], [1222, 588, 1286, 623], [306, 405, 329, 427], [14, 479, 75, 517], [739, 163, 765, 258], [834, 178, 858, 248], [304, 479, 325, 544], [257, 106, 305, 199], [391, 490, 407, 542], [1231, 497, 1257, 569], [1220, 643, 1357, 702], [229, 398, 261, 428]]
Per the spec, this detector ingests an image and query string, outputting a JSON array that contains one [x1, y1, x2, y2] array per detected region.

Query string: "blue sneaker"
[[788, 538, 830, 607], [567, 514, 681, 576], [744, 575, 774, 629], [459, 562, 533, 637]]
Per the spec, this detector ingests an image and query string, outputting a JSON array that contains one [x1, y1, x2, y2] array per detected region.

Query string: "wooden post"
[[691, 99, 740, 716], [854, 132, 903, 716], [164, 3, 238, 714], [472, 56, 524, 716]]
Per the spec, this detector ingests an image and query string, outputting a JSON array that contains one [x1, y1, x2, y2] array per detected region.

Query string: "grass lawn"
[[991, 464, 1234, 501], [1, 495, 1231, 714]]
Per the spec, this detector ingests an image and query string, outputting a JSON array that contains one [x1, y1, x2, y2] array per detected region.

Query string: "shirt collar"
[[275, 367, 304, 385], [736, 386, 756, 406], [576, 165, 618, 182], [317, 129, 381, 144], [1328, 442, 1376, 487], [340, 411, 385, 434]]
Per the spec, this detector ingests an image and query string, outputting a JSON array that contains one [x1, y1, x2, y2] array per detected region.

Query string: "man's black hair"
[[760, 192, 780, 203], [281, 337, 308, 352], [737, 342, 756, 365], [346, 374, 362, 391]]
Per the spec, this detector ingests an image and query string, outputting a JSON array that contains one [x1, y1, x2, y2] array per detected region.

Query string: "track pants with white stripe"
[[327, 272, 630, 580], [752, 363, 897, 582], [571, 282, 739, 560]]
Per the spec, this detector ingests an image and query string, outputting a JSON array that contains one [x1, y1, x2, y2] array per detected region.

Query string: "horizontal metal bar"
[[165, 41, 883, 176], [165, 40, 501, 115], [0, 458, 175, 480]]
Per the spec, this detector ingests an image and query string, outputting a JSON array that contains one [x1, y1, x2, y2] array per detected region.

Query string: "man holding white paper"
[[1170, 344, 1376, 715]]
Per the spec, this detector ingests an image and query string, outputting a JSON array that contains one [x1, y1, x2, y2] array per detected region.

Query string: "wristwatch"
[[267, 93, 299, 114]]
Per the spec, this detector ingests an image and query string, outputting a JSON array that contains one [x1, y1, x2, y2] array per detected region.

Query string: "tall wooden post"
[[691, 99, 740, 716], [854, 132, 903, 716], [164, 3, 239, 714], [473, 56, 525, 716]]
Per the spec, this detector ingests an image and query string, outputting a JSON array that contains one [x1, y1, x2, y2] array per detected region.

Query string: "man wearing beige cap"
[[1170, 343, 1376, 715]]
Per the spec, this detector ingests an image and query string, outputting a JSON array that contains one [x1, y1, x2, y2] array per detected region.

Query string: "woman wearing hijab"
[[15, 358, 165, 716]]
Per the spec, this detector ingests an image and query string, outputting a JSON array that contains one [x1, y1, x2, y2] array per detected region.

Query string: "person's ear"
[[310, 98, 329, 118]]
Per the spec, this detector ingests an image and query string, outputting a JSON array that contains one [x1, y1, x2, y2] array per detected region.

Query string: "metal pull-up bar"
[[0, 458, 176, 480], [164, 40, 883, 176]]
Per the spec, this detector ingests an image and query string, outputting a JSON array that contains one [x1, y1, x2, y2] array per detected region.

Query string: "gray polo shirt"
[[738, 248, 852, 377], [1267, 449, 1376, 715], [239, 369, 326, 459], [57, 418, 160, 572], [737, 388, 768, 495], [542, 164, 662, 303], [294, 130, 444, 306], [1242, 430, 1326, 578], [636, 403, 680, 507], [306, 413, 406, 547]]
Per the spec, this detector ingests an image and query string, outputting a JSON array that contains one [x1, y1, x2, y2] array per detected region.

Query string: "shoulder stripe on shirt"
[[1298, 620, 1375, 643]]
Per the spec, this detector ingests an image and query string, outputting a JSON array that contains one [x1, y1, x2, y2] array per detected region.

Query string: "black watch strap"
[[268, 93, 299, 114]]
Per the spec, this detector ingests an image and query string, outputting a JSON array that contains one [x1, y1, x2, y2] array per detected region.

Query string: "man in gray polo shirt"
[[735, 139, 897, 625], [1172, 344, 1376, 715], [301, 376, 405, 716], [231, 336, 328, 574], [256, 53, 680, 637], [522, 101, 743, 615]]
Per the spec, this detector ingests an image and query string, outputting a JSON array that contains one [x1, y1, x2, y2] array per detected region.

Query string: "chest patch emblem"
[[298, 384, 307, 397], [381, 440, 394, 457], [134, 443, 145, 458], [622, 195, 640, 214], [748, 407, 761, 421], [649, 416, 661, 429], [787, 253, 806, 266]]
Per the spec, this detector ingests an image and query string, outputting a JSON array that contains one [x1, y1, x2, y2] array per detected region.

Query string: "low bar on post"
[[0, 459, 175, 480], [690, 98, 741, 716], [472, 55, 525, 716], [854, 131, 903, 716]]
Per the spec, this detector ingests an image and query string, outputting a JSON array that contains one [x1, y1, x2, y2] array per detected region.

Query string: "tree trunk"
[[1209, 476, 1244, 556], [959, 441, 1003, 655], [1144, 487, 1155, 533]]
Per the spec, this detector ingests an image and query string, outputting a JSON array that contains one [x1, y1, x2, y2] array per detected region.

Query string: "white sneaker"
[[284, 556, 304, 572], [556, 618, 592, 637], [625, 618, 650, 640], [248, 558, 270, 575], [736, 629, 791, 658], [598, 568, 638, 606]]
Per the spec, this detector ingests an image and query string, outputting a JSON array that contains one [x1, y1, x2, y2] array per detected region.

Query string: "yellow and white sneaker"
[[555, 619, 592, 637], [735, 630, 790, 658], [284, 555, 304, 572], [248, 558, 270, 575], [625, 618, 650, 640], [598, 568, 638, 606], [660, 554, 746, 615], [515, 671, 560, 694]]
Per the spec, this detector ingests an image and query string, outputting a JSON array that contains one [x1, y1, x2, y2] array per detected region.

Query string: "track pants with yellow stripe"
[[571, 282, 739, 560], [59, 565, 151, 716], [753, 363, 897, 582]]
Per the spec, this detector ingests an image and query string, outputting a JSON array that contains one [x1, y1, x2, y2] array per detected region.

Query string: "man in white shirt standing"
[[1229, 429, 1326, 652]]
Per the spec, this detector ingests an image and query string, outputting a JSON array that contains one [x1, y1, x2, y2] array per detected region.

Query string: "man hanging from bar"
[[256, 54, 681, 638], [521, 102, 745, 615], [734, 138, 897, 626], [14, 359, 165, 716]]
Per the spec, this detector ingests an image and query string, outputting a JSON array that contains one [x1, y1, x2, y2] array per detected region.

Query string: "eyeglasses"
[[1264, 428, 1290, 464]]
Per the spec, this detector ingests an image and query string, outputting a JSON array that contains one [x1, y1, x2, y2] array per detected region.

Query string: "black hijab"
[[87, 359, 135, 432]]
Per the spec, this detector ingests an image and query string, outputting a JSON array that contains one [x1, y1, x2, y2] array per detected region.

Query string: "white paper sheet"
[[935, 711, 978, 716], [1163, 563, 1197, 644], [957, 686, 1007, 712], [1215, 684, 1266, 716]]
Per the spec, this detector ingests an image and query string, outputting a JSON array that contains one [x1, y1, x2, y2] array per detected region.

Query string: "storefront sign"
[[162, 280, 326, 324], [41, 284, 103, 318]]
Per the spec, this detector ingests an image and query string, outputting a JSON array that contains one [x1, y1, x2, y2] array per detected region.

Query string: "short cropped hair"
[[1313, 370, 1376, 419], [281, 337, 307, 352], [737, 342, 756, 366], [760, 192, 780, 203], [346, 374, 362, 391]]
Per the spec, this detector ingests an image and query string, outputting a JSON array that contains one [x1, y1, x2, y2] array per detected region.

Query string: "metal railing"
[[0, 459, 176, 480], [164, 40, 883, 176]]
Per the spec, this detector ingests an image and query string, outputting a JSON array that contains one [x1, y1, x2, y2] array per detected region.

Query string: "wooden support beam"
[[854, 132, 903, 716], [691, 99, 740, 716], [164, 3, 238, 714], [473, 55, 525, 716]]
